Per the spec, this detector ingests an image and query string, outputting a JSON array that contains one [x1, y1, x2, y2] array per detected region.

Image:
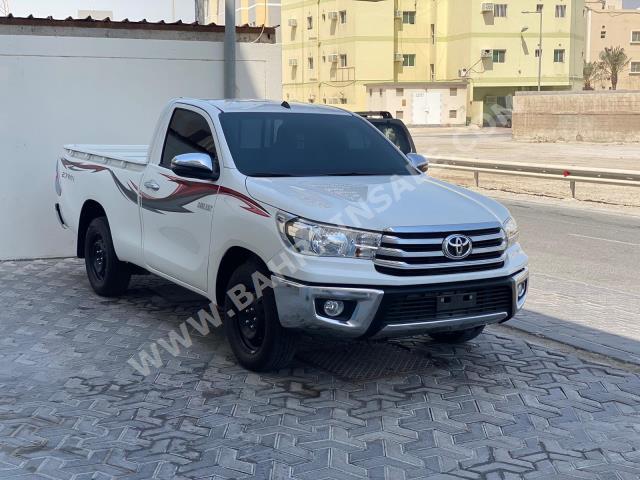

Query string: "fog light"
[[517, 280, 527, 299], [323, 299, 344, 317]]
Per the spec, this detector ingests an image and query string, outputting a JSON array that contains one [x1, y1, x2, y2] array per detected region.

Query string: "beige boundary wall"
[[513, 91, 640, 143]]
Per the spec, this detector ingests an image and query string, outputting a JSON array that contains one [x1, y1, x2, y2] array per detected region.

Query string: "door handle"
[[144, 180, 160, 191]]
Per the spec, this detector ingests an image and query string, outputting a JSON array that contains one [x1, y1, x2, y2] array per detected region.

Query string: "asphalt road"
[[504, 199, 640, 290], [500, 198, 640, 359]]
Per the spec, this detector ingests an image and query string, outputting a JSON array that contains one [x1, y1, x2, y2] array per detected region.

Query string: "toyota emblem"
[[442, 234, 473, 259]]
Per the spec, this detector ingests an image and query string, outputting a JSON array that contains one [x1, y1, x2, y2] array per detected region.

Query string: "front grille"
[[374, 222, 506, 276], [378, 283, 513, 325]]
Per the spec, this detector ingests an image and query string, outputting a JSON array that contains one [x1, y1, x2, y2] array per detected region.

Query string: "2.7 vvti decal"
[[59, 159, 269, 217]]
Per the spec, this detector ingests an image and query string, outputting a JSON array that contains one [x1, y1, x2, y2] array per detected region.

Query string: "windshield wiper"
[[320, 172, 384, 176], [249, 173, 298, 177]]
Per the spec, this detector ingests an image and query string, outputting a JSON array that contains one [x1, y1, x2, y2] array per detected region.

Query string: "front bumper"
[[272, 267, 528, 339]]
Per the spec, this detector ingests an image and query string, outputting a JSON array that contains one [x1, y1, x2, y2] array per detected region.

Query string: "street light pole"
[[224, 0, 236, 98], [523, 10, 543, 91], [537, 11, 542, 91]]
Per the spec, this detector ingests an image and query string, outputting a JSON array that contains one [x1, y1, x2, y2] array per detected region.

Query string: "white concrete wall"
[[0, 34, 281, 260]]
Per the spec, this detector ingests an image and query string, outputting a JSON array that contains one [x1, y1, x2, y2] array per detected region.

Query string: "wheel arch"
[[214, 246, 267, 306], [77, 200, 107, 258]]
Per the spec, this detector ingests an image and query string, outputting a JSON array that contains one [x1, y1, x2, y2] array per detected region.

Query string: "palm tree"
[[582, 61, 600, 90], [598, 47, 630, 90]]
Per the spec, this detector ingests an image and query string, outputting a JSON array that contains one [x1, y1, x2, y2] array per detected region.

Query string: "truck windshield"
[[219, 112, 416, 177]]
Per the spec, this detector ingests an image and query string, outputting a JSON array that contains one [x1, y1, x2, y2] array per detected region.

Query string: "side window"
[[160, 108, 217, 169]]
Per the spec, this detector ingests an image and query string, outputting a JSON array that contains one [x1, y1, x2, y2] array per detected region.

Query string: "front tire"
[[429, 325, 485, 344], [223, 259, 297, 371], [84, 217, 131, 297]]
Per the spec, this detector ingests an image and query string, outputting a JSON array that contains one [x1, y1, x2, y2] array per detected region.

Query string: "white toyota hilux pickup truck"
[[56, 99, 528, 371]]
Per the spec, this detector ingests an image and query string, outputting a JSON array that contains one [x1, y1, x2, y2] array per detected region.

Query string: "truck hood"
[[245, 175, 510, 230]]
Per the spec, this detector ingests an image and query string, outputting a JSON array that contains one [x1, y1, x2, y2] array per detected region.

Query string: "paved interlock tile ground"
[[0, 259, 639, 479]]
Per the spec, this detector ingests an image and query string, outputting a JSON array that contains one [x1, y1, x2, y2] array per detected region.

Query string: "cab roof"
[[205, 99, 352, 115]]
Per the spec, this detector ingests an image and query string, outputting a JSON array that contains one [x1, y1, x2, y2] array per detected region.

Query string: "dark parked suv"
[[356, 111, 416, 155]]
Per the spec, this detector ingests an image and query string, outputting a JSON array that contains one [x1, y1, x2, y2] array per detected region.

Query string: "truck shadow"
[[122, 272, 640, 379]]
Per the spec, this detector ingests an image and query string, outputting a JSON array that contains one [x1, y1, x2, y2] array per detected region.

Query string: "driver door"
[[141, 106, 220, 292]]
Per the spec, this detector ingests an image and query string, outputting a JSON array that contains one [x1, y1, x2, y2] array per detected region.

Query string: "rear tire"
[[84, 217, 131, 296], [223, 259, 297, 371], [429, 325, 485, 344]]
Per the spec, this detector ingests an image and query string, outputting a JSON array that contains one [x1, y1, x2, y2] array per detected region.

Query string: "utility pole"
[[195, 0, 208, 24], [523, 10, 543, 91], [224, 0, 236, 98], [0, 0, 10, 16]]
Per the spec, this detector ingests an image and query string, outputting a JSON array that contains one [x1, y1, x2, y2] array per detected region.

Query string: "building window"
[[322, 55, 326, 63], [630, 62, 640, 73], [369, 89, 372, 96], [308, 57, 314, 69], [322, 13, 326, 22], [396, 110, 404, 119], [339, 10, 347, 24], [494, 4, 507, 17], [430, 24, 436, 44], [430, 63, 435, 80], [632, 31, 640, 43], [554, 49, 565, 62], [402, 11, 416, 24], [555, 5, 566, 18], [339, 97, 348, 104], [535, 48, 541, 57], [536, 4, 544, 12], [339, 54, 348, 67], [403, 54, 416, 67], [450, 88, 457, 96], [493, 49, 506, 63], [449, 110, 457, 119], [402, 99, 407, 106], [379, 89, 383, 97], [307, 15, 313, 29], [601, 30, 606, 39], [396, 88, 404, 96]]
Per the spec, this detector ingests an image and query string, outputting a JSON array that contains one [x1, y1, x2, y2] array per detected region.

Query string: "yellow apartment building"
[[586, 2, 640, 90], [281, 0, 585, 125], [208, 0, 281, 26]]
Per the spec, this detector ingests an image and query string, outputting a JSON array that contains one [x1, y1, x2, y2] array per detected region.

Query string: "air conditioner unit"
[[394, 53, 404, 62], [481, 3, 494, 12], [480, 49, 493, 58], [287, 18, 297, 27], [458, 68, 469, 78], [328, 53, 339, 63], [328, 11, 338, 20], [394, 10, 403, 18], [288, 58, 298, 66]]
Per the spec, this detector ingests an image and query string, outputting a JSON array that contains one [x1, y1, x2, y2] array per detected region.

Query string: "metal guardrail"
[[427, 156, 640, 198]]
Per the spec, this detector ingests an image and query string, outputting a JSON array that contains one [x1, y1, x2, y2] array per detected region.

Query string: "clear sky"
[[11, 0, 196, 22]]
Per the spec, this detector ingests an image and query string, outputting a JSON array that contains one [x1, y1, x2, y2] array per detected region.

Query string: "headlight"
[[277, 214, 382, 259], [503, 216, 519, 247]]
